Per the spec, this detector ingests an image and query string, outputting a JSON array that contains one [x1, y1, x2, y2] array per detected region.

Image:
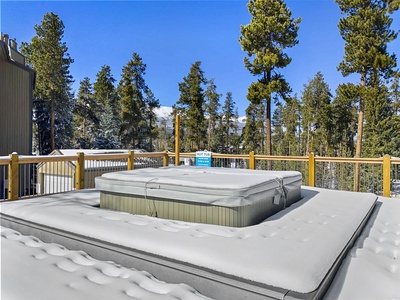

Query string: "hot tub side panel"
[[100, 192, 285, 227]]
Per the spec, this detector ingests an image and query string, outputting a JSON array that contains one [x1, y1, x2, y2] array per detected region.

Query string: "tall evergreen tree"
[[93, 65, 121, 149], [282, 96, 301, 156], [174, 61, 207, 151], [363, 74, 394, 157], [221, 92, 238, 153], [21, 12, 74, 154], [336, 0, 398, 189], [389, 71, 400, 156], [242, 102, 264, 154], [204, 79, 221, 151], [331, 84, 358, 157], [300, 72, 333, 156], [239, 0, 300, 157], [119, 53, 149, 149], [272, 103, 285, 155], [143, 89, 160, 152], [73, 78, 99, 148]]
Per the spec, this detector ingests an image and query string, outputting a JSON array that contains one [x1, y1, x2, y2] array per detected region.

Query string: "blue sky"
[[1, 0, 399, 116]]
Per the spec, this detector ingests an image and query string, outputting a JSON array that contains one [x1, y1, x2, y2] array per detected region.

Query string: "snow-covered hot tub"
[[95, 166, 302, 227]]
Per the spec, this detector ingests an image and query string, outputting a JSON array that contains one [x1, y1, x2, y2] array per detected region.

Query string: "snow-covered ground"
[[1, 187, 390, 299]]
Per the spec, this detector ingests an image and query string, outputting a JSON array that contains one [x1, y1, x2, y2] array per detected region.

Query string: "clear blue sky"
[[1, 0, 399, 116]]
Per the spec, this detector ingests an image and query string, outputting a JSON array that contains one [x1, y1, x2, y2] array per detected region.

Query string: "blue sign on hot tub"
[[196, 151, 212, 167]]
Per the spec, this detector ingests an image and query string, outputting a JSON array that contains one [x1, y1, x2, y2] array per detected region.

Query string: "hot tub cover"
[[95, 166, 302, 207]]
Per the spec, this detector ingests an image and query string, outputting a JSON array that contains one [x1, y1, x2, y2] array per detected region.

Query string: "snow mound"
[[1, 226, 211, 300]]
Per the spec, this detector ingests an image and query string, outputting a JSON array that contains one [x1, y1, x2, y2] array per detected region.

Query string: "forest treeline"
[[20, 0, 400, 158]]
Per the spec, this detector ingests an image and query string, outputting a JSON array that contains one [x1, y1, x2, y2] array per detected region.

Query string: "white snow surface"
[[1, 226, 211, 300], [324, 196, 400, 300], [0, 187, 376, 294]]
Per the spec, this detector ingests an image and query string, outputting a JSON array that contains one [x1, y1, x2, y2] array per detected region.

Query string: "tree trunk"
[[354, 73, 366, 192], [266, 96, 272, 170], [50, 98, 55, 151], [265, 71, 272, 170]]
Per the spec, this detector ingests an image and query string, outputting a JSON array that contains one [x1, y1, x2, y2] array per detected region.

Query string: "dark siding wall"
[[0, 61, 33, 156]]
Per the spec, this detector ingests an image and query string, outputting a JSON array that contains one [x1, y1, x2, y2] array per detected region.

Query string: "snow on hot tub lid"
[[95, 166, 291, 207]]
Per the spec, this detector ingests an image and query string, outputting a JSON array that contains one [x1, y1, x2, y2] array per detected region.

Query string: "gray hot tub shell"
[[95, 166, 302, 227]]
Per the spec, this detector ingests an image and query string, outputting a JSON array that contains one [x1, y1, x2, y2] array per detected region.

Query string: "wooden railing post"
[[175, 114, 180, 166], [128, 150, 135, 170], [163, 151, 169, 167], [75, 152, 85, 190], [249, 151, 255, 170], [308, 153, 315, 187], [383, 154, 391, 197], [8, 152, 19, 200]]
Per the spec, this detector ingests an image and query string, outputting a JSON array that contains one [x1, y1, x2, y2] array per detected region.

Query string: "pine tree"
[[231, 108, 242, 154], [93, 65, 121, 149], [143, 89, 160, 151], [21, 12, 74, 154], [204, 79, 221, 151], [336, 0, 398, 190], [239, 0, 300, 157], [272, 103, 285, 155], [175, 61, 207, 151], [331, 84, 358, 157], [221, 92, 238, 153], [119, 53, 149, 149], [242, 102, 264, 154], [282, 96, 301, 156], [389, 71, 400, 156], [363, 74, 394, 157], [73, 78, 99, 148], [300, 72, 333, 156]]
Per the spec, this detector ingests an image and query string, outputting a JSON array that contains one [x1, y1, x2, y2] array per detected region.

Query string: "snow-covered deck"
[[1, 187, 399, 299], [1, 226, 210, 300]]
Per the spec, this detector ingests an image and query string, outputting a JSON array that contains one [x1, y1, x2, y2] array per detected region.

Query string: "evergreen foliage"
[[21, 12, 74, 154], [204, 79, 222, 151], [336, 0, 398, 159], [221, 92, 239, 153], [73, 78, 99, 148], [239, 0, 301, 156], [119, 53, 159, 150], [331, 85, 358, 157], [93, 65, 121, 149], [300, 72, 333, 156], [242, 103, 264, 154], [174, 61, 207, 151]]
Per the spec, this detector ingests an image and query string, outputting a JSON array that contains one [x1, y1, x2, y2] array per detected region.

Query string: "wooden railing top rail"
[[167, 152, 197, 158], [0, 156, 11, 165], [212, 153, 250, 159], [18, 155, 78, 164], [1, 153, 399, 165], [391, 157, 400, 165], [84, 153, 129, 160], [314, 156, 384, 164], [255, 155, 308, 162], [135, 152, 168, 158]]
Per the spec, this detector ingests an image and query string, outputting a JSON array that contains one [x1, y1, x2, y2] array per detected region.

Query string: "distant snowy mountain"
[[154, 106, 173, 120], [154, 106, 246, 134]]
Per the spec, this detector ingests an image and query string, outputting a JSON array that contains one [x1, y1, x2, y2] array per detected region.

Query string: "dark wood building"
[[0, 33, 36, 197]]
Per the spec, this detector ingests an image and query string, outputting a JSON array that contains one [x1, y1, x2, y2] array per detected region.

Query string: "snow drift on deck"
[[0, 187, 376, 294], [1, 226, 210, 300]]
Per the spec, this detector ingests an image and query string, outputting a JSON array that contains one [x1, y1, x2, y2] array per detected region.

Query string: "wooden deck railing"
[[1, 151, 399, 200]]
